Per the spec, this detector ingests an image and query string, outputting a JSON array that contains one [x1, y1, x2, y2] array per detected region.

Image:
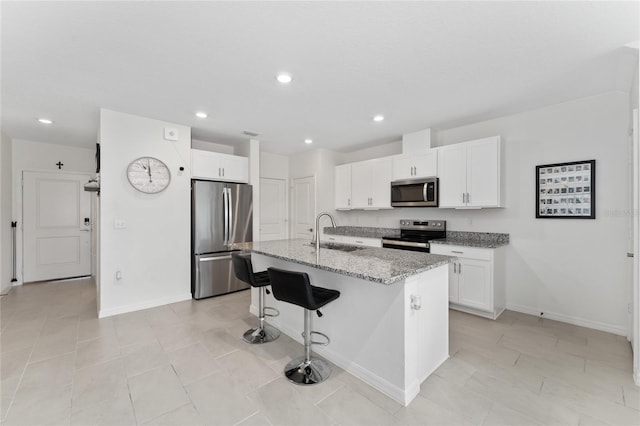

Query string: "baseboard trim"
[[99, 293, 192, 318], [506, 303, 627, 336]]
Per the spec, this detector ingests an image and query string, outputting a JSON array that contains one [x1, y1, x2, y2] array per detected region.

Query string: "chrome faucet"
[[314, 212, 336, 262]]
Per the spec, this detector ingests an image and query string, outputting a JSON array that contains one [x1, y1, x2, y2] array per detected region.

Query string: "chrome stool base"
[[242, 323, 281, 344], [284, 355, 331, 385]]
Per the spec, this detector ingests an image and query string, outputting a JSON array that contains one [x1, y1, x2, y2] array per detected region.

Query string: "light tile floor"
[[1, 278, 638, 425]]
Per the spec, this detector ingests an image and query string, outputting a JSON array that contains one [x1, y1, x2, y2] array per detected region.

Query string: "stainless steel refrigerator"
[[191, 180, 253, 299]]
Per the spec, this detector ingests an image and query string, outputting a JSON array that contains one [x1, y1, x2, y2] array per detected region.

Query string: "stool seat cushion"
[[232, 252, 271, 288], [267, 267, 340, 310]]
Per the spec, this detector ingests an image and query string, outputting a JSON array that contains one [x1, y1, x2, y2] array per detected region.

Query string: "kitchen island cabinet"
[[243, 239, 452, 406]]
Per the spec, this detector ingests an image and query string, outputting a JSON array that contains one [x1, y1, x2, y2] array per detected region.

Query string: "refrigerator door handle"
[[227, 187, 234, 246], [223, 187, 229, 246]]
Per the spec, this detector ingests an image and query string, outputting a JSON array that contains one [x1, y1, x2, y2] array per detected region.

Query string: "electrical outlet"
[[114, 219, 127, 229]]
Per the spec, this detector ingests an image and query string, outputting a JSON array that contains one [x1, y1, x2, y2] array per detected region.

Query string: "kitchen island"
[[243, 239, 453, 406]]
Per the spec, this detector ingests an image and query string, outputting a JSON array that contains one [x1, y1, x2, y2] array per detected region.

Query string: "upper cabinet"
[[334, 164, 352, 210], [191, 149, 249, 183], [352, 157, 392, 209], [437, 136, 503, 208], [335, 157, 392, 210], [392, 150, 438, 180]]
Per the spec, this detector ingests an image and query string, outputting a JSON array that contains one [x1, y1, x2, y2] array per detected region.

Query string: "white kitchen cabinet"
[[437, 136, 502, 208], [334, 164, 352, 210], [392, 150, 438, 180], [350, 157, 392, 209], [341, 235, 382, 247], [430, 244, 505, 319], [191, 149, 249, 183]]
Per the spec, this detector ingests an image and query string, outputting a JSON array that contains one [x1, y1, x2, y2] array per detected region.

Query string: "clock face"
[[127, 157, 171, 194]]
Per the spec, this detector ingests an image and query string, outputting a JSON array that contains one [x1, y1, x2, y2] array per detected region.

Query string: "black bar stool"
[[267, 267, 340, 385], [231, 252, 280, 344]]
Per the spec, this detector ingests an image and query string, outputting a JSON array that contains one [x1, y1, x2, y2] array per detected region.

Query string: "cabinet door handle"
[[458, 263, 462, 274], [218, 168, 221, 176], [466, 192, 470, 203], [222, 168, 225, 177], [453, 263, 456, 273], [452, 250, 464, 254], [462, 193, 465, 204], [348, 198, 351, 206]]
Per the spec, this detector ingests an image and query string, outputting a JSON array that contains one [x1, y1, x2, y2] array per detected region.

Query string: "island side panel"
[[403, 265, 449, 400], [252, 253, 409, 402]]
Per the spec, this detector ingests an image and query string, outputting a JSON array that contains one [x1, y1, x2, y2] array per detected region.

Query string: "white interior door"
[[260, 177, 287, 241], [293, 176, 315, 240], [23, 171, 92, 282]]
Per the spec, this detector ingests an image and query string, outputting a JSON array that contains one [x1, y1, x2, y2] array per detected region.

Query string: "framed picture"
[[536, 159, 595, 219]]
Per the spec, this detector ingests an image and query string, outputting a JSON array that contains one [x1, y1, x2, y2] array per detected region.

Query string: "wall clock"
[[126, 157, 171, 194]]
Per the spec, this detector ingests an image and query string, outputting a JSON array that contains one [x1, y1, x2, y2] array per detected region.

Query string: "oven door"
[[391, 178, 438, 207]]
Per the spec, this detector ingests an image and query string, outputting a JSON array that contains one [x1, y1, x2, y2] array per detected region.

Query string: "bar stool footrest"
[[300, 330, 330, 346], [263, 306, 280, 317]]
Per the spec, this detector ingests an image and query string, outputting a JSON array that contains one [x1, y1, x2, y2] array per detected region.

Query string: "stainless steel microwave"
[[391, 177, 439, 207]]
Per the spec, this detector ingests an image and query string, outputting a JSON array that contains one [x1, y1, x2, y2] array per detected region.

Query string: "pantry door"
[[22, 171, 92, 282], [292, 176, 315, 240], [260, 177, 287, 241]]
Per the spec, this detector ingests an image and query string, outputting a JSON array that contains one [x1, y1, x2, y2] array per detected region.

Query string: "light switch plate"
[[164, 127, 178, 141]]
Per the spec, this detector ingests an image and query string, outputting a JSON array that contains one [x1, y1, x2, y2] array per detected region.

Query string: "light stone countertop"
[[237, 239, 453, 285]]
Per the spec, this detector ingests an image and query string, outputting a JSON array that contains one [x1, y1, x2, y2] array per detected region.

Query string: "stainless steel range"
[[381, 219, 446, 252]]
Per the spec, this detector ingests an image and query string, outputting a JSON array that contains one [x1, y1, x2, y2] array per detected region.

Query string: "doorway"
[[22, 171, 92, 282], [292, 176, 316, 240]]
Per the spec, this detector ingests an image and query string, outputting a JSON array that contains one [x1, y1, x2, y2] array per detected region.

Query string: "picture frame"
[[536, 159, 595, 219]]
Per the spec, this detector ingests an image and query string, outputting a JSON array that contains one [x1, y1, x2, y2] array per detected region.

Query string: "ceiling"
[[2, 1, 638, 155]]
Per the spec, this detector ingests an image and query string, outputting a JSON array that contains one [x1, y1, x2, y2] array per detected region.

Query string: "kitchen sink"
[[309, 242, 364, 252]]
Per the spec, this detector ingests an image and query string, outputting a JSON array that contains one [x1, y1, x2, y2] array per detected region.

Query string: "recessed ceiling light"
[[37, 118, 54, 124], [277, 73, 293, 84], [304, 139, 313, 144], [373, 115, 384, 122], [195, 112, 207, 118]]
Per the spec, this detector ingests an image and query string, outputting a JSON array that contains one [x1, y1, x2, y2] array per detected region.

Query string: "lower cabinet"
[[430, 244, 505, 319]]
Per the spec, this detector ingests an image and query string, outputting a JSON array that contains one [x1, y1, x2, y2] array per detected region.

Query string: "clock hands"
[[147, 160, 152, 183]]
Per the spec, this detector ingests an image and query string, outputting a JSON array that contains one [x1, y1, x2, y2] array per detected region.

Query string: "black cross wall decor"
[[56, 161, 64, 170]]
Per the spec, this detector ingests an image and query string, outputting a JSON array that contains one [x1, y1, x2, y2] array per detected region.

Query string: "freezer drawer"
[[192, 252, 249, 299]]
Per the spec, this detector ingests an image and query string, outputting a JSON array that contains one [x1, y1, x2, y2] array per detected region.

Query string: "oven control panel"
[[399, 219, 446, 231]]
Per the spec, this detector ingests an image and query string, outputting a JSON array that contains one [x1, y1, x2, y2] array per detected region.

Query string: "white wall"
[[191, 139, 234, 154], [260, 151, 289, 180], [99, 109, 191, 317], [336, 92, 631, 335], [10, 139, 95, 285], [0, 132, 13, 294], [342, 140, 402, 164]]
